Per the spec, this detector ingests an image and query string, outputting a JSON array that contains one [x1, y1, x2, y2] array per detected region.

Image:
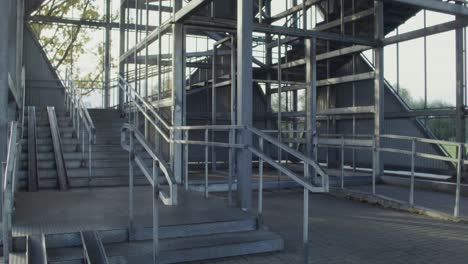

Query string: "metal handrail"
[[3, 122, 19, 263], [249, 126, 328, 183], [317, 133, 465, 218], [120, 123, 177, 206], [64, 80, 96, 183]]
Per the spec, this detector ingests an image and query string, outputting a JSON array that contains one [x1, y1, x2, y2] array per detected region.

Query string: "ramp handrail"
[[317, 132, 465, 218], [64, 80, 96, 183], [3, 122, 20, 264]]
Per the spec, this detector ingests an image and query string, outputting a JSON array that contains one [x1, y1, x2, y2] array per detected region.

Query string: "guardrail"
[[64, 80, 96, 183], [118, 74, 329, 263], [317, 133, 466, 218], [3, 122, 20, 264]]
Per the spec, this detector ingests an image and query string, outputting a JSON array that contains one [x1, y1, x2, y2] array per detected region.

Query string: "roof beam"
[[383, 0, 468, 17], [383, 18, 468, 45]]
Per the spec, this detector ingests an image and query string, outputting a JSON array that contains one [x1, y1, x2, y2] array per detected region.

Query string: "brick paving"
[[348, 184, 468, 219], [197, 189, 468, 264]]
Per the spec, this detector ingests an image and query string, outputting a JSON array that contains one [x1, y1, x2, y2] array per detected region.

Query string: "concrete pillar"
[[172, 0, 184, 184], [374, 1, 384, 177], [236, 0, 253, 211]]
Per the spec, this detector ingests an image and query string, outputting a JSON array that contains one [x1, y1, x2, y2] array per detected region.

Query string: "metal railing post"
[[152, 160, 159, 264], [184, 130, 189, 191], [204, 129, 209, 198], [128, 128, 135, 240], [258, 137, 264, 227], [454, 143, 463, 218], [303, 185, 309, 264], [228, 128, 234, 207], [89, 131, 92, 181], [372, 135, 377, 195], [341, 135, 345, 189], [410, 138, 416, 205]]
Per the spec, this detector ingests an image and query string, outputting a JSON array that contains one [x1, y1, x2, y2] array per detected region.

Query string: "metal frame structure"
[[2, 0, 468, 263]]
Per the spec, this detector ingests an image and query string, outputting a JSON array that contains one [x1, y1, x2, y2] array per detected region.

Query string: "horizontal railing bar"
[[249, 147, 326, 193]]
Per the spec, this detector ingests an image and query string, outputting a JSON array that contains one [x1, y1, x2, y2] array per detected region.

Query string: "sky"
[[43, 1, 463, 109]]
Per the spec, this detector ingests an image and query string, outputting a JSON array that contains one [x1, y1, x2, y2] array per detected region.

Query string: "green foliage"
[[396, 85, 456, 142], [30, 0, 106, 93]]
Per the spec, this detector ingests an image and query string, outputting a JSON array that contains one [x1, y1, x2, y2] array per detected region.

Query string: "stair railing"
[[2, 122, 20, 264], [64, 80, 96, 183], [118, 73, 330, 264], [318, 132, 466, 219], [247, 126, 328, 264]]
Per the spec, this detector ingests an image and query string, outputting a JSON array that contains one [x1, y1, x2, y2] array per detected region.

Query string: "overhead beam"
[[28, 15, 156, 31], [383, 18, 468, 45], [120, 0, 211, 63], [271, 0, 322, 21], [317, 72, 375, 87], [173, 0, 212, 22], [185, 16, 376, 46], [383, 0, 468, 17]]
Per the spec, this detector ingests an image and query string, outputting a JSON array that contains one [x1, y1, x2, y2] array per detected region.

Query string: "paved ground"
[[196, 189, 468, 264], [348, 184, 468, 219]]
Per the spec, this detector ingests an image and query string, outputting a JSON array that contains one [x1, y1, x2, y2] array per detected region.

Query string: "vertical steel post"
[[410, 138, 416, 205], [373, 0, 384, 180], [305, 38, 317, 182], [303, 184, 309, 264], [456, 16, 466, 148], [454, 144, 463, 218], [372, 135, 377, 195], [172, 0, 184, 184], [152, 160, 159, 264], [118, 0, 125, 111], [228, 128, 234, 207], [184, 130, 189, 190], [212, 46, 217, 171], [128, 128, 134, 241], [277, 36, 282, 184], [104, 0, 111, 108], [258, 137, 264, 227], [341, 136, 345, 189], [204, 129, 209, 198], [236, 0, 253, 211]]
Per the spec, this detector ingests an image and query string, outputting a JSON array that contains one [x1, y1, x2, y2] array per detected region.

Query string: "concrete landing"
[[13, 187, 252, 236]]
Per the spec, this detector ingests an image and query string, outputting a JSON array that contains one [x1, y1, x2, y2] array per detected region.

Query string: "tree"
[[29, 0, 106, 95], [396, 85, 456, 142]]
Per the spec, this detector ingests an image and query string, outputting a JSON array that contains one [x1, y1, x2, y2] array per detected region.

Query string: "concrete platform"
[[10, 187, 283, 263]]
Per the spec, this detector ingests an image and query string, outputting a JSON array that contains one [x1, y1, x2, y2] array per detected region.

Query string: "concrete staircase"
[[19, 108, 150, 190], [20, 109, 77, 189]]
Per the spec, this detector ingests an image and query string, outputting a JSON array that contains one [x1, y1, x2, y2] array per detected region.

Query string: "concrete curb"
[[329, 187, 468, 224]]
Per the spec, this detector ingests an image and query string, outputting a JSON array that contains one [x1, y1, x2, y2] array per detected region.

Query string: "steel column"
[[0, 0, 11, 186], [373, 1, 384, 178], [305, 38, 317, 181], [118, 1, 126, 112], [172, 0, 184, 184], [104, 0, 111, 108], [236, 0, 253, 211], [456, 17, 466, 145]]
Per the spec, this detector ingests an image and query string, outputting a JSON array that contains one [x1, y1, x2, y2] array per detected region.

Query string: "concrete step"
[[22, 151, 129, 162], [37, 138, 79, 145], [16, 176, 151, 190], [105, 230, 283, 264], [35, 167, 143, 179], [43, 218, 257, 250], [47, 246, 83, 264]]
